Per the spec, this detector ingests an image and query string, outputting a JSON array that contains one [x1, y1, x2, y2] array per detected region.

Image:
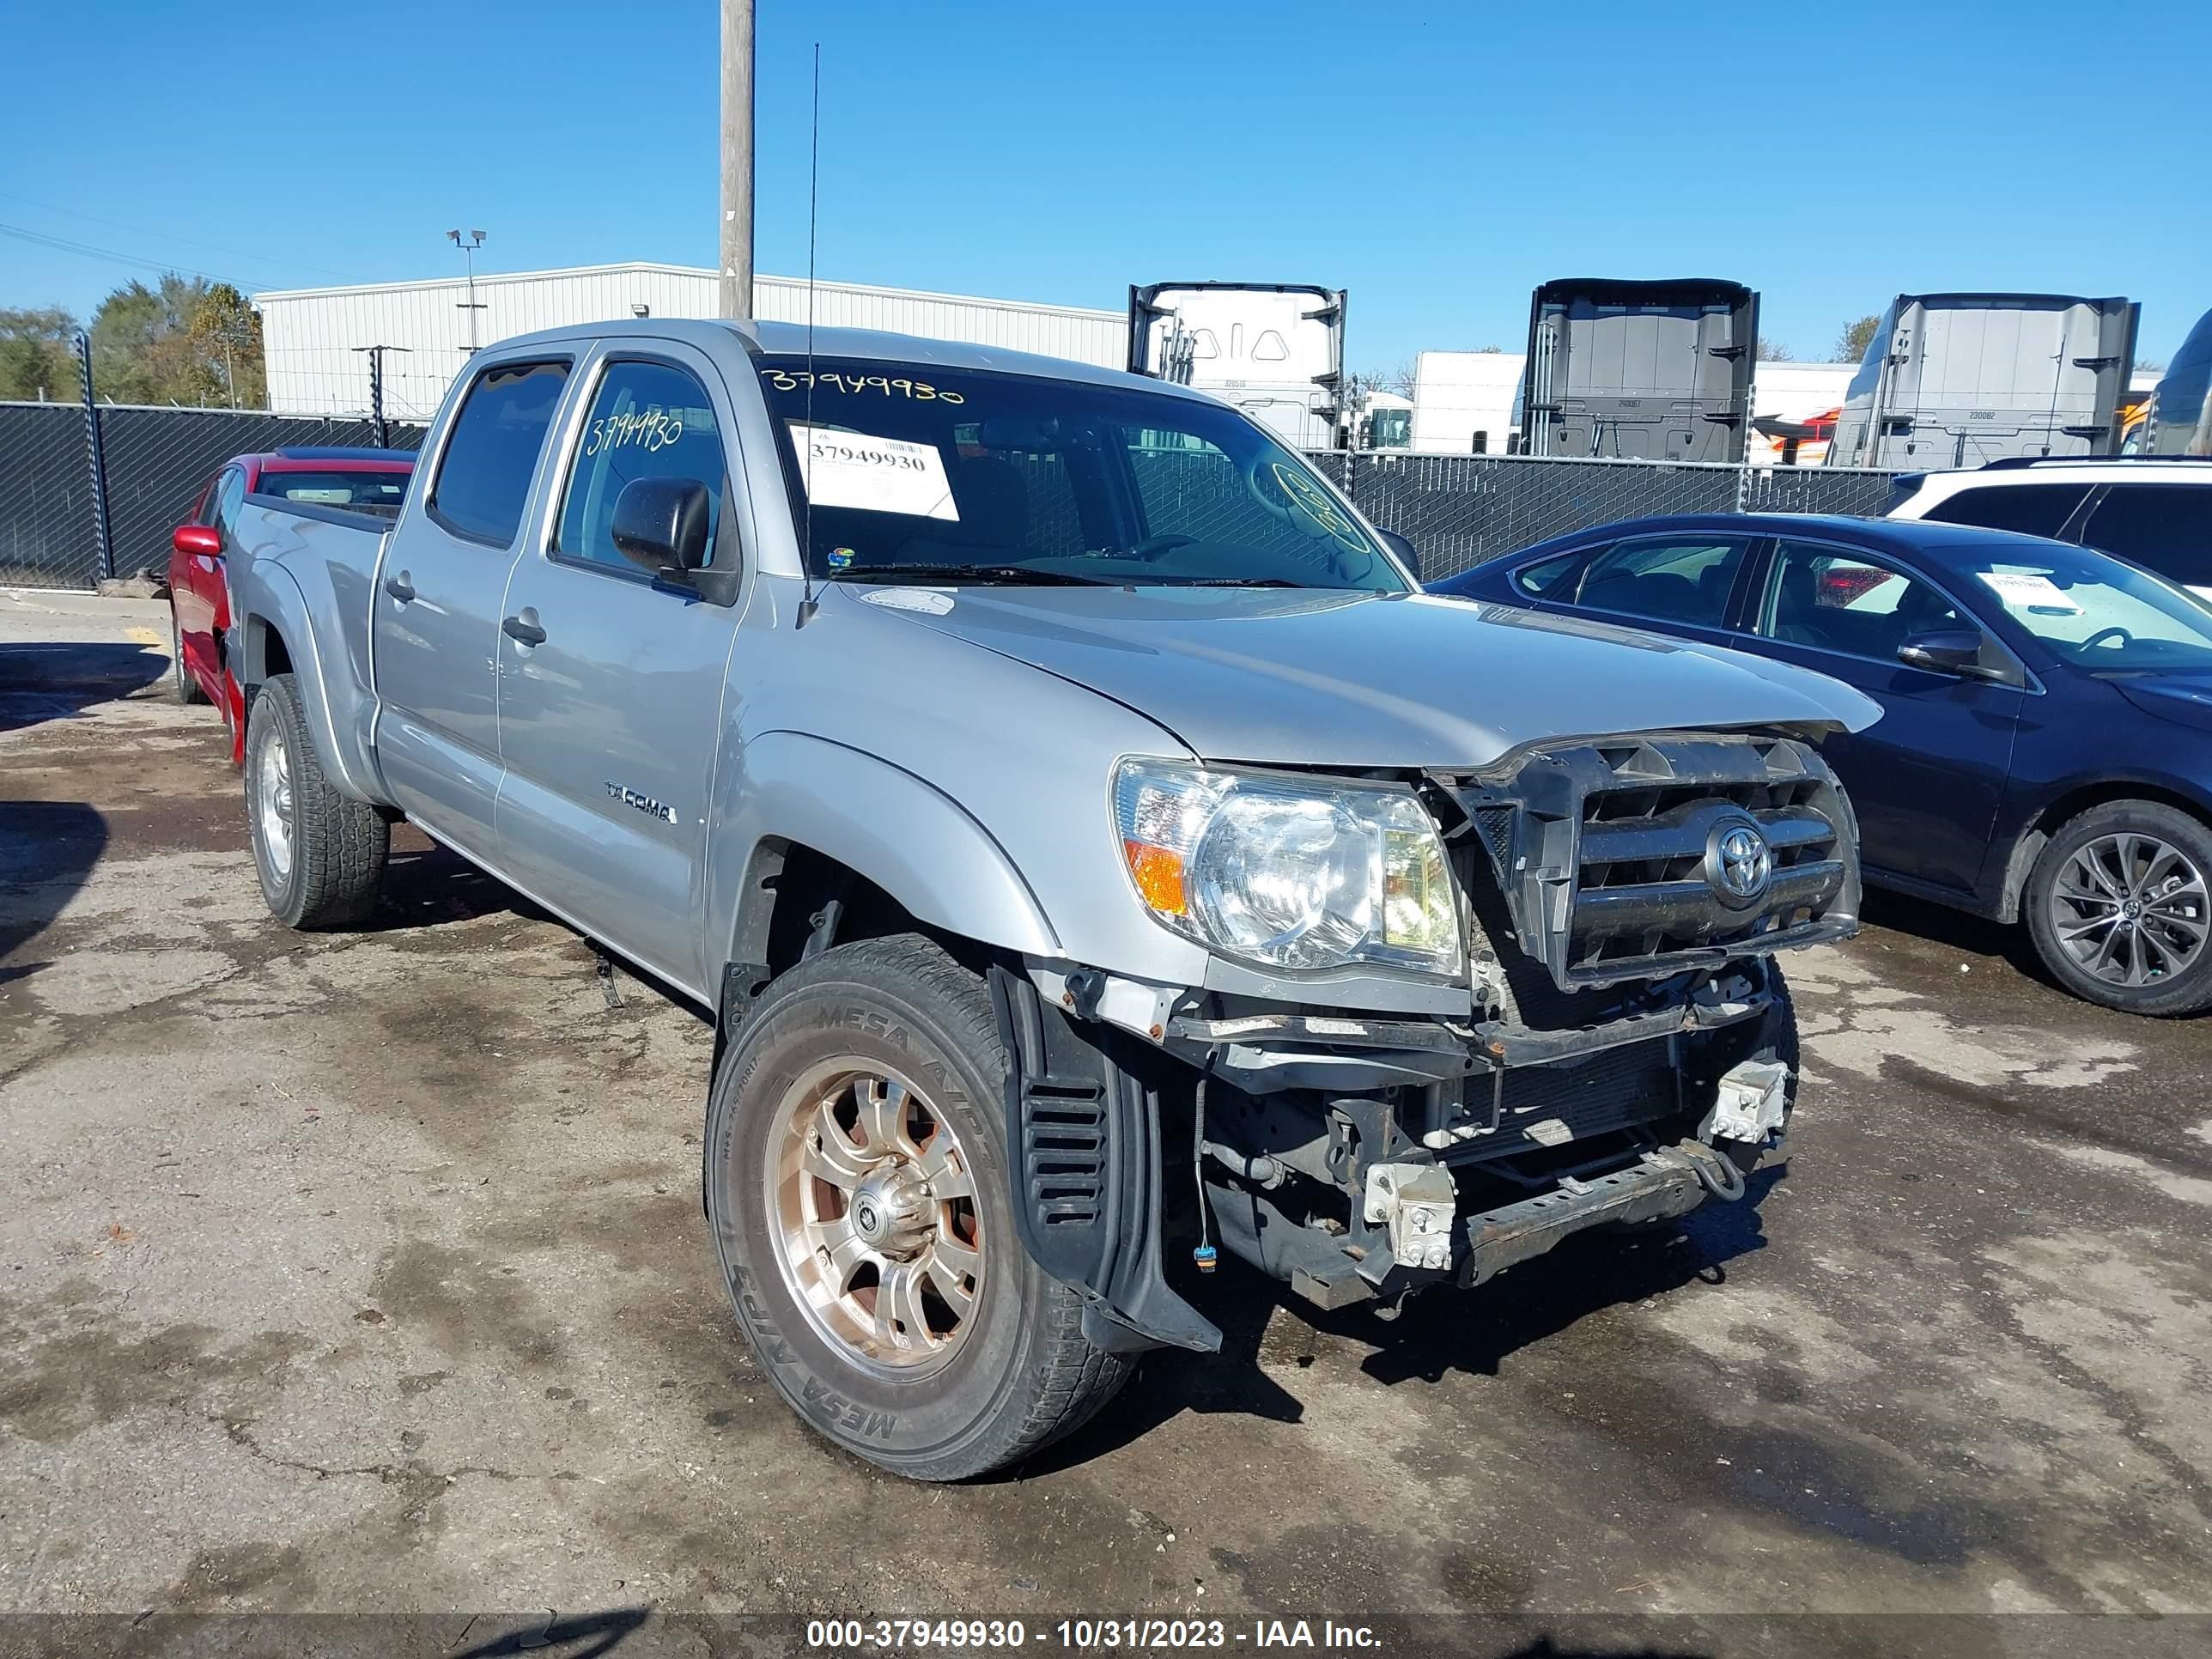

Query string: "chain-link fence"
[[1332, 452, 1905, 582], [94, 409, 424, 586], [0, 401, 424, 590], [3, 392, 1900, 593], [0, 404, 97, 590]]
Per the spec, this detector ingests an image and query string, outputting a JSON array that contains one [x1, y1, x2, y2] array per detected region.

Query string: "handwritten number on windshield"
[[767, 369, 963, 404]]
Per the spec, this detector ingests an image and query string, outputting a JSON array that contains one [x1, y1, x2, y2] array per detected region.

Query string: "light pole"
[[447, 228, 487, 353]]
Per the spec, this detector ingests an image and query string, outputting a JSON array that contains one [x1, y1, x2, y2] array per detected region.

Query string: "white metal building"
[[255, 262, 1130, 417]]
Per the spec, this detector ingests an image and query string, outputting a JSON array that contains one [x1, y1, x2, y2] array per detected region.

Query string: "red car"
[[168, 447, 414, 761]]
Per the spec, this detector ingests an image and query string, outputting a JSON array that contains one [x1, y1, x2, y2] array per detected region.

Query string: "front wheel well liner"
[[717, 839, 995, 1036]]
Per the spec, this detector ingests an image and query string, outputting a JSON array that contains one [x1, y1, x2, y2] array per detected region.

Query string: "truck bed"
[[222, 495, 393, 799]]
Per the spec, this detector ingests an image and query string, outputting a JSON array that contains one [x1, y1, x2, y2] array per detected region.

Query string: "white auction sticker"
[[789, 422, 957, 520], [1978, 570, 2082, 614]]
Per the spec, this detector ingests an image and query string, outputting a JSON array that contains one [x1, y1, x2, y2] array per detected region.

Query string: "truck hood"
[[842, 585, 1880, 768]]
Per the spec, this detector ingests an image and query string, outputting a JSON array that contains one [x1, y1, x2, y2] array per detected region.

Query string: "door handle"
[[502, 611, 548, 647], [383, 571, 416, 603]]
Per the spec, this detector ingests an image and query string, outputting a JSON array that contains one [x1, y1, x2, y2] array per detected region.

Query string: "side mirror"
[[1376, 528, 1424, 584], [1897, 628, 1988, 677], [611, 477, 712, 574], [173, 524, 222, 558]]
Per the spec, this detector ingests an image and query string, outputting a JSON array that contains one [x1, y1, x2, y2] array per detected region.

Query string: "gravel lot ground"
[[3, 588, 2209, 1656]]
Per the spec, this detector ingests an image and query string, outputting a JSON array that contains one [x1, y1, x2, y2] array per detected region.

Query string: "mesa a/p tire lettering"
[[726, 1265, 899, 1439], [799, 1375, 898, 1441], [725, 1264, 796, 1366]]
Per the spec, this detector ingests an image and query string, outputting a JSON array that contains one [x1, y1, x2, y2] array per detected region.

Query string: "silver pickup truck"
[[225, 318, 1874, 1480]]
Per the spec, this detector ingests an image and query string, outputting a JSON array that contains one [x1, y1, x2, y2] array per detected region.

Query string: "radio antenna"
[[796, 42, 823, 627]]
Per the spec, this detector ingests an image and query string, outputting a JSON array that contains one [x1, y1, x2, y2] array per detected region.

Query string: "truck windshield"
[[756, 356, 1405, 591]]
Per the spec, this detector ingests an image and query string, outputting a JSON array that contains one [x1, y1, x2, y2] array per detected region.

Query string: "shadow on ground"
[[361, 833, 545, 935], [1857, 886, 2022, 966], [1023, 1167, 1783, 1474], [0, 640, 167, 734], [0, 800, 108, 989]]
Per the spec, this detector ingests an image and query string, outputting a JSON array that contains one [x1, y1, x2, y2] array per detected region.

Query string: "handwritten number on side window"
[[583, 408, 687, 459]]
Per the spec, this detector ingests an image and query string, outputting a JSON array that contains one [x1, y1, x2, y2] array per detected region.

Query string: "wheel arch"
[[1996, 777, 2212, 922], [232, 567, 385, 805], [707, 732, 1061, 1025]]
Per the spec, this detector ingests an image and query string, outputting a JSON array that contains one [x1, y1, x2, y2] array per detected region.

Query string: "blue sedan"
[[1429, 513, 2212, 1016]]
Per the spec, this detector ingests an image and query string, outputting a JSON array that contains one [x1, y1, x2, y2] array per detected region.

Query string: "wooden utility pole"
[[720, 0, 755, 319]]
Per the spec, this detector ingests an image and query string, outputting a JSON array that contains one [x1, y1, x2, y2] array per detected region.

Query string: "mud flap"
[[989, 967, 1222, 1356]]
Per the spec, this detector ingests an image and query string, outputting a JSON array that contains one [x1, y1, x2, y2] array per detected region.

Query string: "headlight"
[[1112, 758, 1463, 977]]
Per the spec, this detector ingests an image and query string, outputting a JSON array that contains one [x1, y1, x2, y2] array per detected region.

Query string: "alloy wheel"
[[257, 726, 295, 882], [2049, 831, 2209, 988], [764, 1059, 986, 1377]]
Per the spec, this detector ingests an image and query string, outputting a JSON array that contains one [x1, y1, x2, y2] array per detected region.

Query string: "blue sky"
[[4, 1, 2207, 368]]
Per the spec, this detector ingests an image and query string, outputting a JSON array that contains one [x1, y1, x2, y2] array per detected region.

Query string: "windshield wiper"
[[828, 562, 1120, 586]]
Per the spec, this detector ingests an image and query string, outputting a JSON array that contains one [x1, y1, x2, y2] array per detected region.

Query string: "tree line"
[[0, 275, 268, 407]]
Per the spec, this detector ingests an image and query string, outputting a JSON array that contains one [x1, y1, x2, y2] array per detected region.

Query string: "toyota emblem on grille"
[[1708, 820, 1773, 907]]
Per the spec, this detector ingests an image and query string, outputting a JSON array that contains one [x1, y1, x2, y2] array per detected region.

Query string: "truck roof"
[[1529, 276, 1754, 306], [259, 447, 415, 469], [1885, 291, 2131, 310], [481, 316, 1212, 402]]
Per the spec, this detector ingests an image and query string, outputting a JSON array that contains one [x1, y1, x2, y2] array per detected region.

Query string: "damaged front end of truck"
[[993, 729, 1858, 1355]]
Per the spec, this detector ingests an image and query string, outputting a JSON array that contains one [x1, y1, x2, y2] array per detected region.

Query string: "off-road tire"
[[244, 672, 387, 929], [705, 933, 1133, 1480], [2025, 799, 2212, 1017], [170, 606, 206, 705]]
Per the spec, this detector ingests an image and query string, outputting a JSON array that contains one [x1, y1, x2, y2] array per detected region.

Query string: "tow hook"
[[1662, 1141, 1748, 1202]]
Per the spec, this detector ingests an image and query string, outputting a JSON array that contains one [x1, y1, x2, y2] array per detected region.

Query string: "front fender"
[[235, 561, 386, 806], [706, 731, 1061, 969]]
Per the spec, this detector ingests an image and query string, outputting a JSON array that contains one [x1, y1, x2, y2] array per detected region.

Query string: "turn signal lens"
[[1123, 839, 1188, 916]]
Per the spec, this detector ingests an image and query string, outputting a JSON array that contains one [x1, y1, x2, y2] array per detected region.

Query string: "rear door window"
[[2078, 484, 2212, 588], [1571, 535, 1753, 628], [428, 360, 571, 545], [1921, 482, 2091, 538]]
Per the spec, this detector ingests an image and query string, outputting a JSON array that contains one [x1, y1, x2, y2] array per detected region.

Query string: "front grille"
[[1445, 733, 1860, 991]]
